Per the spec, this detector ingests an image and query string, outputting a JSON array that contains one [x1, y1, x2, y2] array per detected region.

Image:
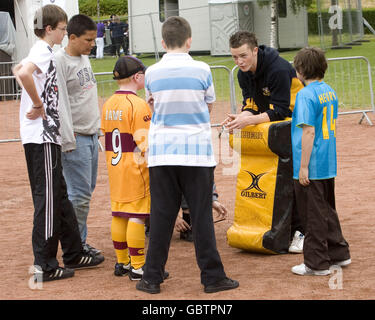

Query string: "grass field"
[[91, 34, 375, 111], [90, 35, 375, 71]]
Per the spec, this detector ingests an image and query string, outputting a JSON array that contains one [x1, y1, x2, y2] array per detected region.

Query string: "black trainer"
[[83, 243, 102, 256], [136, 279, 160, 294], [65, 253, 105, 269], [34, 267, 75, 282], [114, 262, 130, 277], [204, 277, 239, 293]]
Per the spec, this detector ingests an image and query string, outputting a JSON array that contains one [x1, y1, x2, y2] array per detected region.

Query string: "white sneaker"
[[289, 231, 304, 253], [129, 266, 144, 281], [291, 263, 331, 276], [332, 258, 351, 267]]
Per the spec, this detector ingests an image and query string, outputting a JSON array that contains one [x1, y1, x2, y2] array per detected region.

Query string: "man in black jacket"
[[223, 31, 304, 130], [109, 15, 128, 57], [223, 31, 305, 253]]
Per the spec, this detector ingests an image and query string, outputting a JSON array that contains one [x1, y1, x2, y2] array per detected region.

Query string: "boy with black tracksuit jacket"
[[237, 45, 303, 121], [224, 32, 304, 127], [223, 31, 305, 252]]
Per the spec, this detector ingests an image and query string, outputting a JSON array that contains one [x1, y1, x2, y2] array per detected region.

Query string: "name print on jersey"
[[105, 109, 123, 121]]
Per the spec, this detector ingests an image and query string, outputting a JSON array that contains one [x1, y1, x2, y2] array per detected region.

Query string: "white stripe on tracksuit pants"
[[44, 143, 53, 240], [24, 142, 82, 272]]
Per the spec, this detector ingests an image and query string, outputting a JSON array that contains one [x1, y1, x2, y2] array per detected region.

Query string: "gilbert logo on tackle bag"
[[227, 120, 293, 254], [241, 171, 268, 199]]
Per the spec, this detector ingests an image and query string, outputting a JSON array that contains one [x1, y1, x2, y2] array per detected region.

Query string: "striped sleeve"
[[205, 72, 215, 104]]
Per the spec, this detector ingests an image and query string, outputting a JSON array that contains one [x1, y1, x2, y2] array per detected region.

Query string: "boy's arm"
[[16, 62, 46, 120], [12, 64, 23, 88], [132, 102, 152, 154], [145, 83, 154, 112], [212, 182, 228, 221], [299, 124, 315, 186], [147, 95, 154, 112], [207, 103, 213, 113], [204, 69, 215, 111], [223, 111, 270, 130], [56, 57, 76, 152]]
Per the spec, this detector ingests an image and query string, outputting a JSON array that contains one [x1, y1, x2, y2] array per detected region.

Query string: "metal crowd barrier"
[[1, 58, 374, 143], [95, 65, 234, 129], [230, 56, 375, 126], [0, 61, 21, 101]]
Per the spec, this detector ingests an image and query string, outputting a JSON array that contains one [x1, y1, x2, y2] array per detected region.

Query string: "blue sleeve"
[[333, 90, 338, 119], [294, 92, 316, 128]]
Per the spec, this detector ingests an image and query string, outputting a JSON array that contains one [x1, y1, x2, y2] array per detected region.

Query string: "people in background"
[[95, 21, 105, 59]]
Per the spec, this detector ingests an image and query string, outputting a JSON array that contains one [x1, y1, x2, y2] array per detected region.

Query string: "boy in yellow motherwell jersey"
[[101, 56, 151, 280]]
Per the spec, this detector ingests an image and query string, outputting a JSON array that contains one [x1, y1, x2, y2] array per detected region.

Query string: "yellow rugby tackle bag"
[[227, 120, 294, 254]]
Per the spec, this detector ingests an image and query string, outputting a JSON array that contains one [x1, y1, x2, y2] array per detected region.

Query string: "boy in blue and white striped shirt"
[[145, 50, 216, 167], [136, 16, 238, 294]]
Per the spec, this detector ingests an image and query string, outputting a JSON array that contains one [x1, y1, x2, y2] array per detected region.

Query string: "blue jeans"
[[62, 134, 99, 243]]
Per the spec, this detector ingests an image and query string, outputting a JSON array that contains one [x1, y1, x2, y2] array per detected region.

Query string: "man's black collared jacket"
[[237, 45, 304, 121]]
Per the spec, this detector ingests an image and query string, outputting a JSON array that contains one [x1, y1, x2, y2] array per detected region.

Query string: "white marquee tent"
[[0, 0, 78, 62]]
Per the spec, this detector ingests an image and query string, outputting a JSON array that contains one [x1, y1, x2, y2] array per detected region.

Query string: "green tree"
[[79, 0, 128, 18]]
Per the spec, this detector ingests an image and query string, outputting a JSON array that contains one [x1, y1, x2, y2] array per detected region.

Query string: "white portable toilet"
[[208, 0, 308, 55], [127, 0, 308, 56], [209, 0, 254, 55], [128, 0, 212, 55]]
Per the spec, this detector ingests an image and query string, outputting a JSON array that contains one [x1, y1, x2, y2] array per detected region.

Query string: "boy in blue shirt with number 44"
[[290, 47, 351, 276]]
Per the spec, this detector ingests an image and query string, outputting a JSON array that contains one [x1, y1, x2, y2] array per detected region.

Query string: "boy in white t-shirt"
[[13, 5, 104, 283]]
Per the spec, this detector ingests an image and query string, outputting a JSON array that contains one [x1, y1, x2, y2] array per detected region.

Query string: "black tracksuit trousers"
[[24, 143, 82, 272], [143, 166, 227, 286]]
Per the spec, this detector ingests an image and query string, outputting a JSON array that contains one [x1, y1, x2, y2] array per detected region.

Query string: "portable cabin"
[[128, 0, 308, 56]]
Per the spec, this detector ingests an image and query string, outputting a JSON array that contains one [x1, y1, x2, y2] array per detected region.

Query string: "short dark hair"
[[293, 47, 328, 80], [229, 31, 258, 49], [34, 4, 68, 38], [162, 16, 191, 49], [67, 14, 97, 37]]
